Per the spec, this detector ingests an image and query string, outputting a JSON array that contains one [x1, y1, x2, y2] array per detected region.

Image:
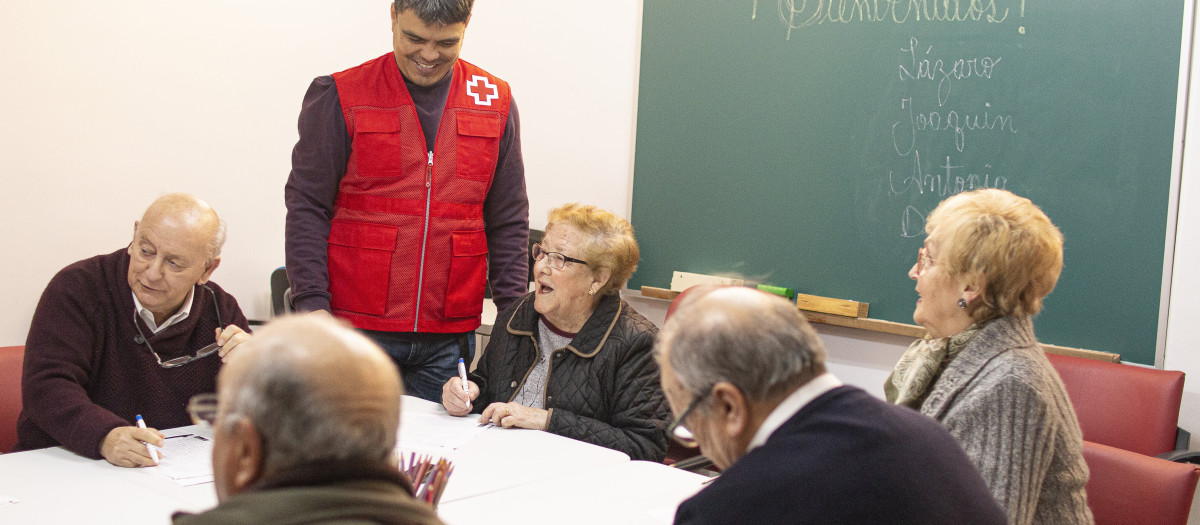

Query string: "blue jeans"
[[362, 330, 476, 402]]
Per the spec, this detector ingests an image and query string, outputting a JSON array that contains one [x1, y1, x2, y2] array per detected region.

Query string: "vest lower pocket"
[[445, 229, 488, 318], [327, 220, 398, 316]]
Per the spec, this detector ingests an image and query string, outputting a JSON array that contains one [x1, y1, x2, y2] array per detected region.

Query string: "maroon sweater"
[[15, 248, 248, 458]]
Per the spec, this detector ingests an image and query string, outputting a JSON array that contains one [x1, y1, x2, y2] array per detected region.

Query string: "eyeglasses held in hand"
[[133, 285, 224, 368]]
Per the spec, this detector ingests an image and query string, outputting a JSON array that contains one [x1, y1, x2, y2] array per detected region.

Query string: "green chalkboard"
[[631, 0, 1183, 365]]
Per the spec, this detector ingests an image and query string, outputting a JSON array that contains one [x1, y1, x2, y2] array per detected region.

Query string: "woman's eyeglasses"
[[915, 247, 936, 277], [531, 243, 589, 270]]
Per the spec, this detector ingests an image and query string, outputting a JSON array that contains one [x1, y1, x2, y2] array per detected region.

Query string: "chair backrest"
[[1083, 440, 1199, 525], [1046, 352, 1184, 456], [664, 285, 706, 323], [661, 286, 710, 469], [270, 266, 291, 316], [528, 228, 544, 289], [486, 228, 543, 299], [0, 345, 25, 453]]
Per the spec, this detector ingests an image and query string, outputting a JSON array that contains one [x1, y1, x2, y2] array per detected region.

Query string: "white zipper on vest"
[[413, 150, 434, 331]]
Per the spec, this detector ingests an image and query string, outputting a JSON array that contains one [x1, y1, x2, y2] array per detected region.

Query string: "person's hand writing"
[[214, 325, 250, 362], [100, 425, 164, 468], [478, 402, 549, 430], [441, 377, 478, 416]]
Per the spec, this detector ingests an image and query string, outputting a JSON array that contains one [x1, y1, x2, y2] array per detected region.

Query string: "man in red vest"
[[285, 0, 529, 401]]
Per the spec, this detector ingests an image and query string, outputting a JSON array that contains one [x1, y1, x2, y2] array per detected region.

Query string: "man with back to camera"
[[15, 193, 251, 466], [284, 0, 529, 402], [173, 315, 444, 525], [657, 286, 1008, 524]]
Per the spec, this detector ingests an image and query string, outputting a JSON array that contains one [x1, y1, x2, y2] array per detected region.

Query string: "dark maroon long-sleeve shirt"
[[15, 249, 249, 457], [284, 64, 529, 321]]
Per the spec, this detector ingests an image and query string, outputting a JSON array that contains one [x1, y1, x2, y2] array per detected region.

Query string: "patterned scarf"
[[885, 324, 981, 408]]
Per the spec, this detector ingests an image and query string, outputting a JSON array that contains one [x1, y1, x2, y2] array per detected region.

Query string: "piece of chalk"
[[757, 284, 795, 299]]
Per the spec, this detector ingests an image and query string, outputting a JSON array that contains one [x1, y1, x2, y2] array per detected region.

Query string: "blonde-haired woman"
[[441, 203, 670, 461], [886, 189, 1092, 524]]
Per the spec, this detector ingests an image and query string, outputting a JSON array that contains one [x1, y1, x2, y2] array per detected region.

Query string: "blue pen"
[[457, 358, 472, 409], [135, 414, 160, 463]]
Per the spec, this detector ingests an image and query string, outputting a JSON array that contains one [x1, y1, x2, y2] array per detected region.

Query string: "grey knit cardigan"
[[920, 315, 1094, 525]]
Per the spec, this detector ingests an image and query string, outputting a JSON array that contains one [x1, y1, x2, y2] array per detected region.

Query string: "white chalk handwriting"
[[888, 150, 1007, 198], [892, 97, 1017, 153], [899, 38, 1002, 105], [754, 0, 1023, 39]]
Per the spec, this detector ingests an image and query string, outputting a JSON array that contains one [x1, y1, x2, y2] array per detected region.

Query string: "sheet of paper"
[[645, 506, 678, 524], [397, 411, 491, 455], [152, 432, 215, 486]]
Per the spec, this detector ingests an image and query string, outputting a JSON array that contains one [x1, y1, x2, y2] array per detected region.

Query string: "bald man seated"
[[173, 315, 443, 525], [15, 193, 251, 466], [658, 287, 1006, 525]]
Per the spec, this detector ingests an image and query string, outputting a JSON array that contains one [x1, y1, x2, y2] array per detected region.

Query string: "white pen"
[[457, 358, 472, 409], [135, 414, 160, 464]]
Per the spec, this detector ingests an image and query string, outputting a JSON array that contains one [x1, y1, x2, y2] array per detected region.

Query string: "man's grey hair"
[[393, 0, 473, 25], [658, 287, 827, 403], [224, 329, 397, 472], [207, 218, 227, 263]]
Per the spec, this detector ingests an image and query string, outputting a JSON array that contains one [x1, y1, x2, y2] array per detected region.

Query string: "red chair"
[[661, 287, 716, 471], [1083, 440, 1199, 525], [0, 345, 25, 453], [1045, 352, 1186, 458]]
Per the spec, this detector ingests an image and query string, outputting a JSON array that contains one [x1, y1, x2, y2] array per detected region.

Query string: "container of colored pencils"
[[401, 452, 454, 509]]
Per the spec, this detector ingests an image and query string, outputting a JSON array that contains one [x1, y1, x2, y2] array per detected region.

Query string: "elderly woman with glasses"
[[885, 189, 1091, 524], [440, 203, 671, 461]]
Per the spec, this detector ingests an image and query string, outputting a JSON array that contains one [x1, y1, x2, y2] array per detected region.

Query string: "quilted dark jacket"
[[470, 292, 671, 461]]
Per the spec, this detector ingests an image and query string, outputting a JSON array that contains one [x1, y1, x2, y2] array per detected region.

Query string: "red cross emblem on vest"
[[465, 75, 499, 106]]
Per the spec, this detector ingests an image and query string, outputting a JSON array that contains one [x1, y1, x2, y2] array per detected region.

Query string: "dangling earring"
[[957, 298, 967, 309]]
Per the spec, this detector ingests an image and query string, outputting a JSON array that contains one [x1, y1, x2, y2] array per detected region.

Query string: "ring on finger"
[[505, 407, 511, 416]]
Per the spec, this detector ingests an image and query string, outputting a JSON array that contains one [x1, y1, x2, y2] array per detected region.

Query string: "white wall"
[[0, 0, 643, 342], [1167, 0, 1200, 449], [5, 0, 1200, 446], [7, 4, 1200, 521]]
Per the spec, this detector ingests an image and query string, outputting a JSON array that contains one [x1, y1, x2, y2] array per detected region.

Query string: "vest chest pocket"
[[445, 229, 488, 318], [352, 109, 405, 177], [327, 220, 398, 316], [454, 112, 502, 182]]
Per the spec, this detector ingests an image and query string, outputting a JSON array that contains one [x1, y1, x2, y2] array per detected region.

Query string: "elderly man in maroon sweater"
[[15, 193, 251, 467]]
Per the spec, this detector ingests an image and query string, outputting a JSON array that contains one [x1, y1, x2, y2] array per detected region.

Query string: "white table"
[[398, 396, 631, 503], [0, 397, 704, 525], [0, 429, 214, 524], [437, 461, 709, 525]]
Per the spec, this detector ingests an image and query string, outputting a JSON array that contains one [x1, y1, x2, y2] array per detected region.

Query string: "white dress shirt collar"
[[747, 372, 843, 452], [132, 286, 195, 334]]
